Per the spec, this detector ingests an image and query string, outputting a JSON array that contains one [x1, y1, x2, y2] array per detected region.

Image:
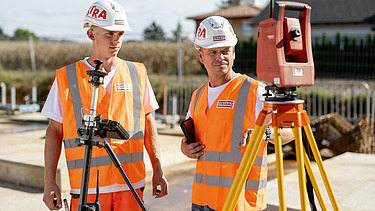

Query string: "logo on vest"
[[217, 100, 235, 109], [115, 83, 132, 92]]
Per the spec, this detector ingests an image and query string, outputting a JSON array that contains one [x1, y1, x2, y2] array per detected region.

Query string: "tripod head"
[[86, 60, 107, 87], [264, 85, 297, 102], [76, 60, 129, 146]]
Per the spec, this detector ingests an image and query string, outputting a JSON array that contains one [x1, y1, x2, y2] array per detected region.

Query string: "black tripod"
[[76, 60, 147, 211]]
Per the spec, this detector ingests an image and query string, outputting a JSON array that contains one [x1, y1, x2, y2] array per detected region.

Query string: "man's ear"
[[198, 50, 204, 64], [87, 29, 95, 41]]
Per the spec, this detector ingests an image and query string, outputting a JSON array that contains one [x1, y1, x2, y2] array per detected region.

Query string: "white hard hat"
[[194, 16, 237, 49], [83, 0, 131, 31]]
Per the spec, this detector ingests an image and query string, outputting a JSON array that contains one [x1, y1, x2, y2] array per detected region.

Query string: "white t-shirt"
[[186, 74, 266, 122], [41, 59, 158, 193], [41, 58, 159, 124]]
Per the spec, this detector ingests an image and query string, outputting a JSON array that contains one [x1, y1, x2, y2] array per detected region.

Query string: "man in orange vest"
[[42, 0, 168, 210], [180, 16, 294, 210]]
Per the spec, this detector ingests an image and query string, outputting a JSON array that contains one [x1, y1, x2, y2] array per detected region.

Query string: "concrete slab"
[[267, 152, 375, 211]]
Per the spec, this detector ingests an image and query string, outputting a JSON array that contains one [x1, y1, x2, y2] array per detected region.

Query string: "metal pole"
[[78, 84, 99, 210], [177, 28, 184, 82], [0, 82, 6, 105], [32, 86, 37, 104], [11, 86, 16, 111], [28, 35, 37, 74]]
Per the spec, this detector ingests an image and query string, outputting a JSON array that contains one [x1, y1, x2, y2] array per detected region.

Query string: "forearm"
[[44, 120, 63, 184], [144, 113, 163, 174]]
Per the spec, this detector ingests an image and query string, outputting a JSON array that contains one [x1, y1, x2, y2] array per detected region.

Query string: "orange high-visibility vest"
[[190, 75, 268, 211], [56, 59, 147, 192]]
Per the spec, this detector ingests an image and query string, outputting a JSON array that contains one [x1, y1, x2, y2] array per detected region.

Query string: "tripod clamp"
[[264, 85, 298, 102]]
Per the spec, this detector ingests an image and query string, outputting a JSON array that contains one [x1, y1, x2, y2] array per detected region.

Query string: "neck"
[[87, 56, 118, 72], [208, 70, 237, 87]]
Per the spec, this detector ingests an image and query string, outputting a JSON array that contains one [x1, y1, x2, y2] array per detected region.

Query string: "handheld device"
[[180, 117, 196, 144]]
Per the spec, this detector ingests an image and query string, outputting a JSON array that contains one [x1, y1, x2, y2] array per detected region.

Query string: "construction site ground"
[[0, 112, 374, 211]]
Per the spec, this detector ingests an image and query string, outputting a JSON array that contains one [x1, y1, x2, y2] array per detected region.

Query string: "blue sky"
[[1, 0, 225, 42]]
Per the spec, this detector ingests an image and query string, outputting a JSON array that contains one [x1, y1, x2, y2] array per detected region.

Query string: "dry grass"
[[0, 40, 204, 105], [0, 41, 202, 74]]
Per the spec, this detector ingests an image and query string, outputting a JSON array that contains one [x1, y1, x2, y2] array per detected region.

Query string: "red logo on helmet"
[[87, 6, 107, 20], [197, 27, 206, 39], [229, 26, 235, 36]]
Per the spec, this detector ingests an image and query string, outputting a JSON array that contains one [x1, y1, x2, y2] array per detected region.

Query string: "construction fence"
[[234, 33, 375, 80], [162, 81, 375, 154]]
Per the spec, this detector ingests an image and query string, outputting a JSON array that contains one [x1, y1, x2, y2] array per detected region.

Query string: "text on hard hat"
[[87, 6, 107, 20], [197, 27, 207, 39]]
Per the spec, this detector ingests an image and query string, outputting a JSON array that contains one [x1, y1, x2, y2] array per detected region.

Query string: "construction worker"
[[180, 16, 294, 211], [42, 0, 168, 210]]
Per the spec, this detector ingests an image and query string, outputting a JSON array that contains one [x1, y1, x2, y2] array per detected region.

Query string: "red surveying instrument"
[[223, 1, 340, 210]]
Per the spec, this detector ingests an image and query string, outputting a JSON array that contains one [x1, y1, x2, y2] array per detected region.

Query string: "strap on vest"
[[125, 61, 142, 131], [66, 63, 84, 129], [193, 85, 204, 117]]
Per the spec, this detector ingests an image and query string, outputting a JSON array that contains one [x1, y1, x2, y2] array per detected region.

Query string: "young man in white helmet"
[[42, 0, 168, 210], [180, 16, 293, 211]]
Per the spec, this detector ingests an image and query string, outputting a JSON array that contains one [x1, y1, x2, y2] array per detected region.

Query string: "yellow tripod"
[[223, 100, 340, 211]]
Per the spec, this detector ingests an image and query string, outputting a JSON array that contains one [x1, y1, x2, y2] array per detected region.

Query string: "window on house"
[[242, 20, 252, 37]]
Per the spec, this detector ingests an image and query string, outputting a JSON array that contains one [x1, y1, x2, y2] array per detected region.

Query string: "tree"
[[171, 22, 187, 42], [143, 21, 166, 41], [13, 28, 39, 41], [0, 27, 8, 40]]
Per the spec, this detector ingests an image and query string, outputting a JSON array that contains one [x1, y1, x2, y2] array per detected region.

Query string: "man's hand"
[[43, 182, 62, 210], [180, 137, 204, 159], [238, 129, 254, 147], [152, 173, 168, 199]]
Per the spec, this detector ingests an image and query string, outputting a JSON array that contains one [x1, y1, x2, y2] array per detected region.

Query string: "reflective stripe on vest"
[[194, 173, 267, 190], [63, 130, 144, 149], [125, 61, 141, 131], [63, 62, 144, 170], [66, 152, 143, 170], [66, 63, 84, 130], [192, 85, 204, 117], [193, 77, 267, 191]]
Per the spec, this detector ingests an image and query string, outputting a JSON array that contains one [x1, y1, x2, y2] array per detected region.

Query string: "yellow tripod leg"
[[303, 148, 328, 211], [292, 127, 308, 211], [223, 125, 267, 211], [273, 126, 286, 211], [303, 125, 340, 211]]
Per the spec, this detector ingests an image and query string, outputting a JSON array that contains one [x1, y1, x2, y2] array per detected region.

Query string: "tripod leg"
[[273, 126, 286, 211], [223, 125, 268, 211], [103, 142, 147, 211], [303, 149, 328, 211], [292, 127, 308, 211], [303, 125, 340, 211], [78, 145, 93, 210]]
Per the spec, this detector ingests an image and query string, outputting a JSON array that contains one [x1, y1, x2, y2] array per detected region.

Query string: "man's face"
[[198, 46, 235, 77], [88, 26, 124, 59]]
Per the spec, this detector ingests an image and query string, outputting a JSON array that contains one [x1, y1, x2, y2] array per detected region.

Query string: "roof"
[[187, 4, 263, 20], [250, 0, 375, 25]]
